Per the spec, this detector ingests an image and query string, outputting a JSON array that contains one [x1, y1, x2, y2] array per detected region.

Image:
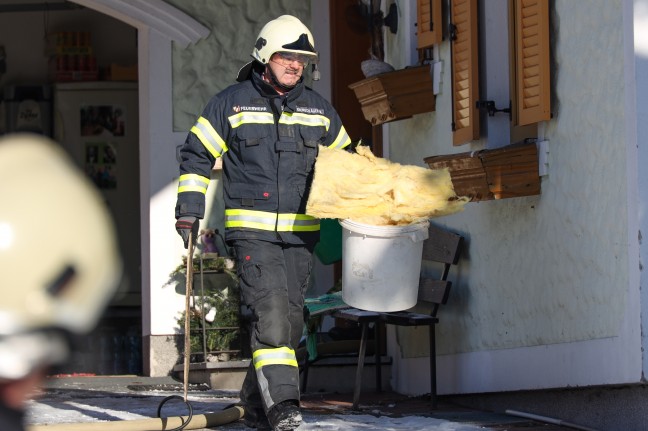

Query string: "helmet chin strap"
[[265, 64, 298, 93]]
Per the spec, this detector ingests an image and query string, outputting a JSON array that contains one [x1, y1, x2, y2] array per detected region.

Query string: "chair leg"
[[352, 321, 369, 410], [375, 322, 381, 393], [301, 354, 309, 393], [429, 324, 437, 409]]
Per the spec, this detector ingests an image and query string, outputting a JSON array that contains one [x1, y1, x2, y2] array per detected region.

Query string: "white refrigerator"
[[53, 81, 142, 374]]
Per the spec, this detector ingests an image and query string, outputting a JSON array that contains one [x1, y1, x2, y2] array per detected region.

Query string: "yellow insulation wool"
[[306, 145, 468, 226]]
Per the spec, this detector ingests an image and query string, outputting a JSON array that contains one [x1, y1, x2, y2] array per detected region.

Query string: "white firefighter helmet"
[[0, 133, 122, 380], [252, 15, 318, 65], [237, 15, 319, 82]]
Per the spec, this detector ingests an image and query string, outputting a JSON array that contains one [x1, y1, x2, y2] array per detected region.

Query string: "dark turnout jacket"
[[176, 70, 351, 245]]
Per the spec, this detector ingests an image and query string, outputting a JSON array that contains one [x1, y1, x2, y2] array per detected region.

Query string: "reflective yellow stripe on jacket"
[[329, 125, 351, 149], [178, 174, 210, 194], [229, 112, 274, 128], [253, 346, 298, 370], [279, 112, 330, 131], [191, 117, 228, 158], [226, 110, 350, 150], [225, 209, 320, 232]]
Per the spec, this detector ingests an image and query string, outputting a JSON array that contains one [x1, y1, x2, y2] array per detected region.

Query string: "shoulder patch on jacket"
[[295, 103, 324, 115], [232, 104, 268, 113]]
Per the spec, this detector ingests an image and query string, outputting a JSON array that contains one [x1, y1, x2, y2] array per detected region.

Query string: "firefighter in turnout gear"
[[175, 15, 351, 431], [0, 134, 122, 431]]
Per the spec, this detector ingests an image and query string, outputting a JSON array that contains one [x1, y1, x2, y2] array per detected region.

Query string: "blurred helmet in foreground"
[[0, 133, 122, 380]]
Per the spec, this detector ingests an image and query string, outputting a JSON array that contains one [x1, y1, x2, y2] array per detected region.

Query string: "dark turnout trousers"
[[233, 239, 313, 414]]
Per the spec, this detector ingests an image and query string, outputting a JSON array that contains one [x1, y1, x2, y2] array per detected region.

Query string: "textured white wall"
[[634, 0, 648, 375], [383, 0, 643, 395], [164, 0, 312, 132]]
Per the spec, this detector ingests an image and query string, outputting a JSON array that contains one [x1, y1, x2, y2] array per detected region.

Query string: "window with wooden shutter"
[[450, 0, 480, 146], [417, 0, 443, 49], [514, 0, 551, 126]]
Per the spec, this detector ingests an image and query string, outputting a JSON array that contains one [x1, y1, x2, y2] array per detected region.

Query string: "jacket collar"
[[250, 69, 304, 111]]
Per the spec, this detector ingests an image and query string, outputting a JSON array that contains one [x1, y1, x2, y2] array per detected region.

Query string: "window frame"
[[444, 0, 551, 147]]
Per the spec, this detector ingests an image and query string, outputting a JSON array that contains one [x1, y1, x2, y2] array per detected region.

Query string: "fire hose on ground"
[[27, 408, 244, 431], [28, 234, 244, 431]]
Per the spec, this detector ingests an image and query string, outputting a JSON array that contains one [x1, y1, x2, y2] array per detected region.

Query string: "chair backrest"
[[418, 224, 463, 316]]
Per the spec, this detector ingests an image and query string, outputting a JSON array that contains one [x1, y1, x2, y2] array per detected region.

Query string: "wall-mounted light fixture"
[[358, 0, 398, 35]]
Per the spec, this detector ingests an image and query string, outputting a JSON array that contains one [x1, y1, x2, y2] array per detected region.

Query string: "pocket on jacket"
[[227, 182, 277, 209], [299, 126, 323, 171], [233, 125, 273, 168]]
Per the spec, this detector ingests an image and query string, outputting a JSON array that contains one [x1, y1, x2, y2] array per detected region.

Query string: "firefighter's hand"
[[175, 216, 199, 249]]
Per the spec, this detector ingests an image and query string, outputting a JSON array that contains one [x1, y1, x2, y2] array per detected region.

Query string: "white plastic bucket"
[[339, 219, 430, 312]]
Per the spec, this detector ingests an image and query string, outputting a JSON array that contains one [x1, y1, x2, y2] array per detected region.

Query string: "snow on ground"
[[25, 385, 489, 431]]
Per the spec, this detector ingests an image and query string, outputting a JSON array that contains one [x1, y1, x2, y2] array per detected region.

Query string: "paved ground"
[[24, 376, 580, 430]]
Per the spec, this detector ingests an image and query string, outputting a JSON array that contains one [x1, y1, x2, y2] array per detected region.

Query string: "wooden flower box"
[[349, 65, 435, 126], [424, 141, 541, 201]]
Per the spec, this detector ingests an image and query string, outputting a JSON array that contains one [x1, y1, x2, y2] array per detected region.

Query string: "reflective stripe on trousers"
[[225, 209, 320, 232]]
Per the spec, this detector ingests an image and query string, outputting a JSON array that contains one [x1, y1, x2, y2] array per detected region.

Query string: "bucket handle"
[[409, 227, 429, 243]]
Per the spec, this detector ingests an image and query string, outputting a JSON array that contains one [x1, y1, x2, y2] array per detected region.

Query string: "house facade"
[[383, 0, 646, 400]]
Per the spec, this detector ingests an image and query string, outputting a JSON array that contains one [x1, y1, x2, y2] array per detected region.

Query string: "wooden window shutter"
[[417, 0, 443, 49], [515, 0, 551, 126], [450, 0, 480, 146]]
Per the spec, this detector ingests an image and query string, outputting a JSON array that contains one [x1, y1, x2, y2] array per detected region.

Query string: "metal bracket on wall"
[[476, 100, 512, 121], [537, 140, 549, 177]]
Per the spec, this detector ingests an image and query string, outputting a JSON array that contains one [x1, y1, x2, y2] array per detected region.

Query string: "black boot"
[[267, 400, 302, 431], [243, 404, 271, 430]]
